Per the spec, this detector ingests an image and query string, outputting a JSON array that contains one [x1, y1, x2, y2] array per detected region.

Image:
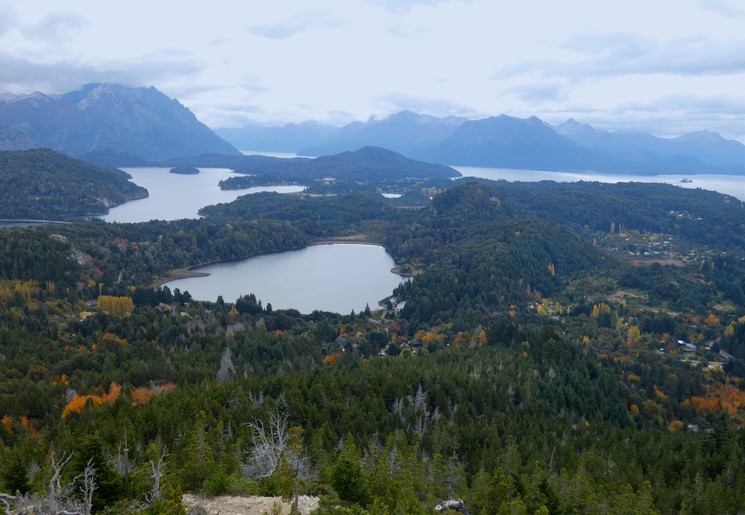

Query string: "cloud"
[[375, 92, 477, 117], [493, 33, 745, 83], [503, 82, 567, 103], [21, 12, 87, 42], [563, 32, 654, 59], [246, 11, 338, 40], [368, 0, 474, 13], [386, 22, 426, 38], [616, 94, 745, 118], [0, 6, 18, 38], [0, 52, 205, 94], [699, 0, 745, 17]]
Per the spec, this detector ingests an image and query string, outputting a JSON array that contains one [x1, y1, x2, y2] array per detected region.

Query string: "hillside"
[[0, 84, 240, 162], [217, 146, 459, 193], [0, 148, 148, 219], [0, 178, 744, 512]]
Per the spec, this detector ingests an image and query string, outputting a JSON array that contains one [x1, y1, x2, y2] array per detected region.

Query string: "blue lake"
[[102, 167, 305, 223], [163, 243, 405, 314]]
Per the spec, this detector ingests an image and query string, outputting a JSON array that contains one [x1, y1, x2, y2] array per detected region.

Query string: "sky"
[[1, 0, 744, 142]]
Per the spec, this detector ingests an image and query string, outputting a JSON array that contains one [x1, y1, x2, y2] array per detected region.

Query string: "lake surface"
[[102, 167, 305, 223], [241, 149, 314, 159], [453, 166, 745, 201], [163, 243, 405, 314]]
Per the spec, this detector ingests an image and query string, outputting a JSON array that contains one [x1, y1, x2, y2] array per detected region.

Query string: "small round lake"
[[163, 243, 405, 314]]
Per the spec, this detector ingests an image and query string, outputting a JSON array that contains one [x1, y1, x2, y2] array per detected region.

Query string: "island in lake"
[[169, 165, 200, 175]]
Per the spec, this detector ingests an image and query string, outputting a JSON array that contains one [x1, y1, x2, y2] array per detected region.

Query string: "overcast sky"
[[1, 0, 744, 142]]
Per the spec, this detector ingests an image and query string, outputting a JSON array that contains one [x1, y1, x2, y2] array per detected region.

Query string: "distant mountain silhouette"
[[417, 115, 613, 170], [555, 119, 745, 173], [217, 111, 744, 174], [0, 83, 240, 162], [215, 121, 338, 153], [299, 111, 466, 157]]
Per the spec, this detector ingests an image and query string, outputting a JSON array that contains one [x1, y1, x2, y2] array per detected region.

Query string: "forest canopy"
[[0, 174, 743, 513]]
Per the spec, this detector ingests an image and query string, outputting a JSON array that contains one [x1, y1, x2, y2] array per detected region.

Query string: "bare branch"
[[146, 451, 168, 504], [73, 458, 97, 515], [243, 410, 288, 479]]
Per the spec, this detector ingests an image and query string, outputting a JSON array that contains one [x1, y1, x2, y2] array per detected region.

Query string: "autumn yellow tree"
[[703, 313, 721, 326], [591, 303, 612, 318], [627, 325, 641, 345], [98, 295, 134, 316]]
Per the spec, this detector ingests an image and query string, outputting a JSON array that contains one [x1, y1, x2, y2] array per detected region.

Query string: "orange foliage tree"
[[61, 382, 121, 419]]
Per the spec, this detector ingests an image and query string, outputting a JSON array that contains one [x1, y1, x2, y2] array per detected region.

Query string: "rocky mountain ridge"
[[0, 83, 240, 162]]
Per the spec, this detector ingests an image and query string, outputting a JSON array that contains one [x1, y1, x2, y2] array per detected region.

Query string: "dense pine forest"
[[0, 150, 148, 219], [1, 178, 744, 513]]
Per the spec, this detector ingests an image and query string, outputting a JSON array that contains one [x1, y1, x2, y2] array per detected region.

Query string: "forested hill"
[[0, 148, 148, 219], [480, 180, 745, 249], [215, 146, 459, 190], [383, 183, 604, 325]]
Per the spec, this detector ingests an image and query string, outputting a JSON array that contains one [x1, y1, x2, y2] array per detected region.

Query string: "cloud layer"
[[1, 0, 743, 142]]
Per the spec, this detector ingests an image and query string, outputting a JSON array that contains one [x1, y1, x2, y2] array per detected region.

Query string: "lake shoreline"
[[158, 242, 405, 311], [155, 240, 407, 289]]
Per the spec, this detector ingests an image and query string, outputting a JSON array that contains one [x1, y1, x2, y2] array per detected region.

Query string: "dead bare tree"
[[72, 458, 97, 515], [216, 346, 236, 381], [47, 450, 73, 511], [146, 451, 167, 504], [0, 493, 14, 515], [248, 390, 265, 410], [243, 410, 288, 479], [0, 450, 91, 515]]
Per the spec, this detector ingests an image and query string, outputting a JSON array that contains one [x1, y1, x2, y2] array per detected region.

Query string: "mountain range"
[[218, 111, 745, 174], [1, 83, 741, 174], [0, 83, 240, 162]]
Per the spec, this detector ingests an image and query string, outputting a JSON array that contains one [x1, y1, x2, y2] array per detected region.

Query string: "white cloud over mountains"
[[0, 0, 743, 142]]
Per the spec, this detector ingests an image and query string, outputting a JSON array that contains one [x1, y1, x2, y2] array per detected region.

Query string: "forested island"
[[0, 173, 744, 513], [169, 166, 200, 175]]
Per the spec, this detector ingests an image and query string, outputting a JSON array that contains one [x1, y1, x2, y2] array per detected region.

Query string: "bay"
[[102, 167, 305, 223], [163, 243, 405, 314]]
